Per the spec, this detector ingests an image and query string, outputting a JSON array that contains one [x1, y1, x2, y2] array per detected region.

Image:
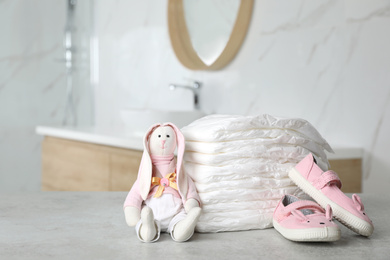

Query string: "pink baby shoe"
[[289, 153, 374, 237], [273, 194, 340, 242]]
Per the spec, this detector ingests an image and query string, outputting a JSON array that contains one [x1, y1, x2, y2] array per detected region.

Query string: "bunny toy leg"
[[171, 206, 202, 242], [136, 206, 159, 242]]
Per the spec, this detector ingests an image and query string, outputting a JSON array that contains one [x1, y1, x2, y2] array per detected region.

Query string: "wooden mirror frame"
[[168, 0, 254, 70]]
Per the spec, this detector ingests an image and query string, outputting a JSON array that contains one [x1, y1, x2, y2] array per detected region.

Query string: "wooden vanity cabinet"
[[328, 158, 362, 193], [41, 137, 142, 191], [41, 136, 362, 192]]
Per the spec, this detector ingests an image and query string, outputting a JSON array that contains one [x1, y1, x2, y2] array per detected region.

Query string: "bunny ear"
[[164, 122, 188, 198], [138, 123, 161, 200]]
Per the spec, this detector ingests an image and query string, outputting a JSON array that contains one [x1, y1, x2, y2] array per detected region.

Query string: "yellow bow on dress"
[[151, 172, 178, 198]]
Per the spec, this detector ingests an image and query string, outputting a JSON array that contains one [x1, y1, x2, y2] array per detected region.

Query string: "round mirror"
[[168, 0, 254, 70], [183, 0, 240, 66]]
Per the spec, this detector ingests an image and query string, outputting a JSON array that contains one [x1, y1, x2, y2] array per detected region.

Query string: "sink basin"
[[120, 109, 206, 136]]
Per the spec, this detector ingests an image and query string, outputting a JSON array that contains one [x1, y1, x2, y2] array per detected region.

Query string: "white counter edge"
[[36, 126, 144, 151], [36, 126, 363, 160], [327, 148, 364, 160]]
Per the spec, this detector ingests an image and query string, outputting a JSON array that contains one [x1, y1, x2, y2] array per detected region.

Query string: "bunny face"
[[148, 126, 177, 156], [137, 122, 188, 200]]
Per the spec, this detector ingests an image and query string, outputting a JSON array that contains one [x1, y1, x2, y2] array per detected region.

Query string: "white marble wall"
[[95, 0, 390, 194], [0, 0, 93, 191]]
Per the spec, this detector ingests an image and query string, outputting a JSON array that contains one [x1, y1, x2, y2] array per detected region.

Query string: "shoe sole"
[[273, 219, 341, 242], [289, 167, 374, 237]]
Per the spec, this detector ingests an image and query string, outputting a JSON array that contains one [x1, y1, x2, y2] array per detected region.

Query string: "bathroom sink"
[[120, 109, 206, 136]]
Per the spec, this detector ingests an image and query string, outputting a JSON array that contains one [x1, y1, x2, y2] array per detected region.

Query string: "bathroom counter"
[[36, 125, 364, 192], [36, 125, 145, 151], [1, 192, 388, 259], [36, 125, 363, 159], [36, 126, 145, 191]]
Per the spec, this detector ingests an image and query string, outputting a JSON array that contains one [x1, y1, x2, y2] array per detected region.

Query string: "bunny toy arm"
[[184, 199, 200, 213], [183, 174, 201, 213], [123, 180, 144, 226], [124, 206, 141, 226]]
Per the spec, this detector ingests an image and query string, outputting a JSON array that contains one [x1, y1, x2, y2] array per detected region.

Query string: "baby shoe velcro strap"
[[312, 170, 342, 189], [282, 200, 324, 216]]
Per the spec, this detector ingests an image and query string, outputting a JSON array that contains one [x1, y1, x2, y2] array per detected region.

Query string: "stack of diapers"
[[181, 114, 333, 232]]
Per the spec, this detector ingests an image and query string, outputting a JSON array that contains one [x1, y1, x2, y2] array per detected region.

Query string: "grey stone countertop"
[[1, 192, 389, 259]]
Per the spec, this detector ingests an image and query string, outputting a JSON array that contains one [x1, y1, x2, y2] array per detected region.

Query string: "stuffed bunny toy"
[[123, 122, 202, 242]]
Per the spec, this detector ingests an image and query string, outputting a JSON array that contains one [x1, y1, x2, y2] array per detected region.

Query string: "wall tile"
[[0, 0, 93, 191], [94, 0, 390, 194]]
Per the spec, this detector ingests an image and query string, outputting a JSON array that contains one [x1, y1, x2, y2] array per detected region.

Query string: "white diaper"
[[180, 114, 332, 233], [136, 194, 186, 242]]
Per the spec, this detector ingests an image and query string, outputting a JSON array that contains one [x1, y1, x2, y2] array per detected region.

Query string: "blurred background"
[[1, 0, 389, 193]]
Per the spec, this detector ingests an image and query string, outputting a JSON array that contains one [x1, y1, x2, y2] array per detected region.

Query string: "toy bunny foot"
[[172, 207, 202, 242], [139, 207, 158, 242]]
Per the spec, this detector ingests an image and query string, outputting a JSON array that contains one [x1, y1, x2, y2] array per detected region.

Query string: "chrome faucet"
[[169, 81, 201, 110]]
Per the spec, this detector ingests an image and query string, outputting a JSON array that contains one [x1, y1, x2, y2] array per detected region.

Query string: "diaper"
[[181, 114, 332, 233]]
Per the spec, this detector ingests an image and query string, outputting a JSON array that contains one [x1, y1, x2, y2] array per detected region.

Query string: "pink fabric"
[[149, 154, 181, 199], [312, 170, 341, 189], [163, 123, 188, 199], [294, 154, 372, 224], [151, 154, 174, 177], [151, 154, 174, 165], [123, 155, 200, 211], [279, 200, 324, 220]]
